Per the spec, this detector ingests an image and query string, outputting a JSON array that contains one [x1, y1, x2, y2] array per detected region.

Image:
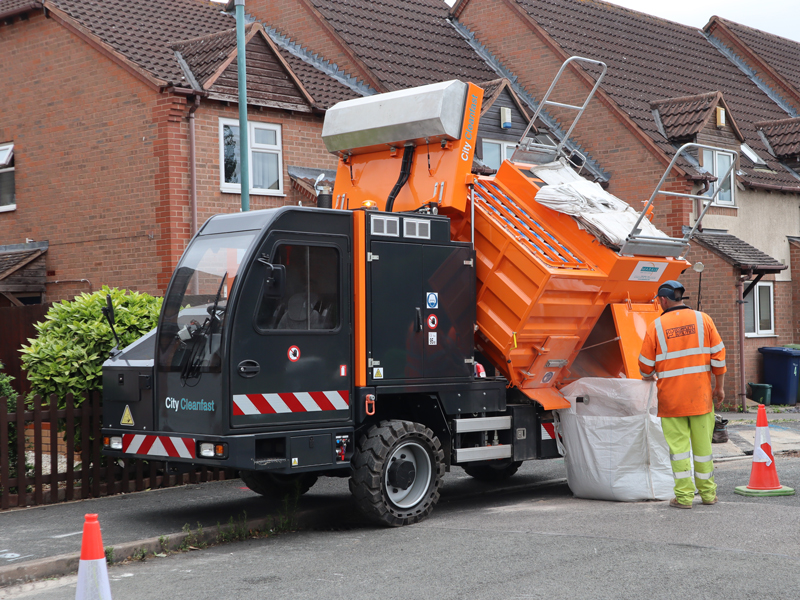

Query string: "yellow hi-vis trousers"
[[661, 412, 717, 505]]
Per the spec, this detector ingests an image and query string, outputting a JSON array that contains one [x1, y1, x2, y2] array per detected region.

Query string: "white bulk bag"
[[555, 378, 674, 501]]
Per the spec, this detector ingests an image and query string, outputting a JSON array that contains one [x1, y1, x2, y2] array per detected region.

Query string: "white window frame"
[[0, 142, 15, 213], [702, 148, 735, 206], [744, 281, 775, 337], [481, 138, 517, 171], [219, 118, 283, 196]]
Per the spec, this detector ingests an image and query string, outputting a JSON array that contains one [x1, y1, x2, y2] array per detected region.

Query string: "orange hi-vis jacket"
[[638, 305, 726, 418]]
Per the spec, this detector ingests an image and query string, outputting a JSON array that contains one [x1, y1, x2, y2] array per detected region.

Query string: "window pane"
[[758, 285, 772, 332], [252, 151, 280, 190], [717, 153, 733, 203], [505, 144, 516, 160], [702, 149, 713, 173], [255, 245, 339, 331], [482, 141, 501, 170], [0, 146, 12, 168], [744, 292, 755, 334], [223, 124, 241, 184], [254, 128, 276, 146], [0, 171, 14, 207]]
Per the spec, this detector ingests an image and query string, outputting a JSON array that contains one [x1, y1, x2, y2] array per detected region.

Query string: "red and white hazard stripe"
[[122, 434, 196, 459], [753, 424, 774, 466], [233, 390, 349, 416]]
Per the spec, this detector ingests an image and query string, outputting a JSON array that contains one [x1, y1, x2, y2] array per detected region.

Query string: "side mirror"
[[101, 294, 115, 326], [258, 261, 286, 298]]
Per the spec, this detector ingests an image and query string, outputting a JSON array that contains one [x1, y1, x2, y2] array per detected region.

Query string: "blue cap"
[[657, 280, 685, 301]]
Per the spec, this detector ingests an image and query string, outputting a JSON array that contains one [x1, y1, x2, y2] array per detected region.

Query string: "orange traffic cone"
[[735, 404, 795, 497], [75, 514, 112, 599]]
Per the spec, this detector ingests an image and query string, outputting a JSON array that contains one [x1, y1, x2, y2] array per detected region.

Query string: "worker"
[[638, 280, 726, 509]]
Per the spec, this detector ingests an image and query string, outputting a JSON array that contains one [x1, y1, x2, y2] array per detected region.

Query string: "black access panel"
[[366, 212, 475, 385]]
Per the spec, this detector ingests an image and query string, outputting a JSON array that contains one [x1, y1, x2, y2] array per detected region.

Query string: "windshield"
[[157, 232, 255, 384]]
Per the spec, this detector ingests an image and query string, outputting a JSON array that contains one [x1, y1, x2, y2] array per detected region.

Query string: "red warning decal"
[[427, 314, 438, 330], [288, 346, 301, 362]]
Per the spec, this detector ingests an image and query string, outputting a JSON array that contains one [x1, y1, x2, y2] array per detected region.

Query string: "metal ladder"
[[618, 143, 738, 258], [511, 56, 608, 167]]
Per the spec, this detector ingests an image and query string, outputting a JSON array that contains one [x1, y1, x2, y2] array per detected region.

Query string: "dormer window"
[[702, 148, 735, 205]]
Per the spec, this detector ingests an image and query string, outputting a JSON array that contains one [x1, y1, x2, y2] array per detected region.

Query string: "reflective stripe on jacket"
[[638, 306, 726, 417]]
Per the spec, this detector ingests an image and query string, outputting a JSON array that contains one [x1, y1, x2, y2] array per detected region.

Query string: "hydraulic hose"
[[386, 144, 415, 212]]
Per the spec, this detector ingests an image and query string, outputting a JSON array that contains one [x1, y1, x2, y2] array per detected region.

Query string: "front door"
[[230, 231, 352, 428]]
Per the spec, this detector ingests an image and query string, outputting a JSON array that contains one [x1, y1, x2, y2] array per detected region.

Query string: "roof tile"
[[512, 0, 800, 190], [310, 0, 497, 91], [756, 117, 800, 158], [694, 232, 785, 271]]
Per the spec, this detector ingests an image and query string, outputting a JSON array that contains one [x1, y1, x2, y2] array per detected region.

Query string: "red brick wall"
[[456, 0, 693, 237], [0, 13, 163, 301]]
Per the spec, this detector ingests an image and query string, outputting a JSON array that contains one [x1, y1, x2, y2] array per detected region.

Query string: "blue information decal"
[[426, 292, 438, 309]]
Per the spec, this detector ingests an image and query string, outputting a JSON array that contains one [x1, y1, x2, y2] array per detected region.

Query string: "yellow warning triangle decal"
[[120, 405, 135, 426]]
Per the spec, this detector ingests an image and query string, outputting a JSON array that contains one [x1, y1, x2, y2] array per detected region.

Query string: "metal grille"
[[474, 180, 593, 271]]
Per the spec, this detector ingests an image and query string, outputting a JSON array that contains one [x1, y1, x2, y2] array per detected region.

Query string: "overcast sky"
[[581, 0, 799, 43]]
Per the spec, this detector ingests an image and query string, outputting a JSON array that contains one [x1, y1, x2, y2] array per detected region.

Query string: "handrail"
[[518, 56, 608, 160], [625, 143, 739, 244]]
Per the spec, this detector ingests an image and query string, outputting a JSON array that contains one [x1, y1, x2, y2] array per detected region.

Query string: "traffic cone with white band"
[[734, 404, 795, 497], [75, 514, 112, 600]]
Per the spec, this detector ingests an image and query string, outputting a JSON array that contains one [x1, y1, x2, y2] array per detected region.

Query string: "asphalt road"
[[3, 456, 800, 600]]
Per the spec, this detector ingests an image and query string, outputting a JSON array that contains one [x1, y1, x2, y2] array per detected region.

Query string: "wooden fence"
[[0, 392, 236, 510]]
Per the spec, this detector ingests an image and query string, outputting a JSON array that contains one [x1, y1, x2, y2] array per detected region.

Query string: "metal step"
[[452, 416, 511, 433], [618, 236, 690, 258], [454, 445, 512, 463]]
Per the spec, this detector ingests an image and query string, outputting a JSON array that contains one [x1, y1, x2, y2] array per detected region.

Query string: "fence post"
[[80, 397, 90, 500], [15, 395, 26, 508], [91, 393, 101, 498], [49, 395, 59, 504], [66, 394, 75, 502], [0, 395, 8, 510], [33, 395, 43, 505]]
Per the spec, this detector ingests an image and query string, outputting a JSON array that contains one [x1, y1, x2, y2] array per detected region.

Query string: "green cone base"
[[734, 485, 795, 497]]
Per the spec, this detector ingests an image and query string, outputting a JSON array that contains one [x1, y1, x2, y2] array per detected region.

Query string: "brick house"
[[0, 0, 360, 305]]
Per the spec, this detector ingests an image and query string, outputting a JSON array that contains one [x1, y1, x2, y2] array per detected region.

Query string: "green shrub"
[[19, 286, 162, 408]]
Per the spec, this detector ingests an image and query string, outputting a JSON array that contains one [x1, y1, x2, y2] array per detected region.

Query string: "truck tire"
[[463, 460, 523, 481], [240, 471, 318, 500], [350, 420, 445, 527]]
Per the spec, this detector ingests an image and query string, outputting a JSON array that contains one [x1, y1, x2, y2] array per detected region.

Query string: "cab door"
[[229, 225, 352, 429]]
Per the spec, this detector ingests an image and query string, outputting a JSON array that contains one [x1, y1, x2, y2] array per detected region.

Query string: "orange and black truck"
[[101, 63, 717, 526]]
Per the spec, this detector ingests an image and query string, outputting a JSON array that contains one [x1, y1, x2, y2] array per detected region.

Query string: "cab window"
[[255, 244, 340, 331]]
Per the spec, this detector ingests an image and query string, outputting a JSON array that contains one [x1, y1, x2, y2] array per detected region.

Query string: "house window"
[[219, 119, 283, 195], [744, 281, 774, 336], [0, 142, 15, 212], [482, 139, 517, 171], [702, 148, 735, 205]]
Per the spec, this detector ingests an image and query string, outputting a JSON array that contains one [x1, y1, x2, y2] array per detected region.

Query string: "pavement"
[[1, 402, 799, 588]]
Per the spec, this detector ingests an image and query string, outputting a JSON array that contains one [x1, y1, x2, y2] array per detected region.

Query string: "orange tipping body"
[[449, 160, 687, 407]]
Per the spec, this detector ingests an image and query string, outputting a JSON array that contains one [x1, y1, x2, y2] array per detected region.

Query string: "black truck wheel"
[[240, 471, 318, 500], [350, 420, 445, 527], [463, 460, 523, 481]]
